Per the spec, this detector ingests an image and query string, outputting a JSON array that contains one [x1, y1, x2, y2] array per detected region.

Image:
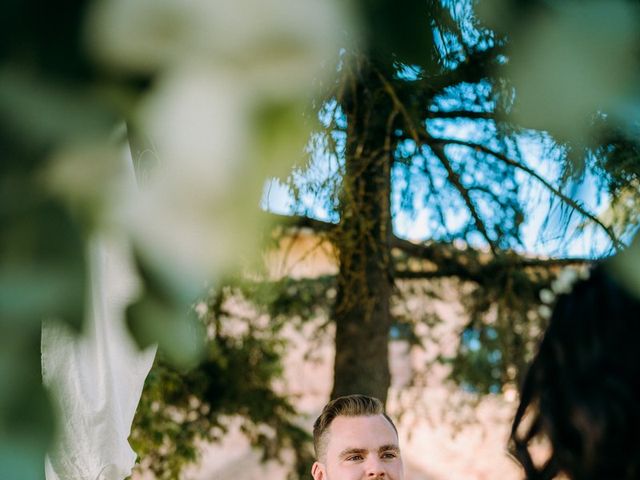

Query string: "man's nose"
[[364, 457, 386, 477]]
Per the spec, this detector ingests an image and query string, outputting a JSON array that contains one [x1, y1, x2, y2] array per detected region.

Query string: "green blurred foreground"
[[3, 0, 640, 479]]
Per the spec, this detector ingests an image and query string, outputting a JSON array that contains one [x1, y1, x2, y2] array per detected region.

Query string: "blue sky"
[[262, 124, 614, 260]]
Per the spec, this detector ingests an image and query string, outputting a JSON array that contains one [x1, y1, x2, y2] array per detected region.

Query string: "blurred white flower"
[[120, 67, 278, 296], [551, 267, 579, 295], [538, 304, 552, 320], [539, 288, 555, 305], [535, 266, 592, 322], [208, 0, 347, 94], [86, 0, 206, 73], [138, 66, 249, 192], [85, 0, 354, 301], [120, 180, 262, 300], [87, 0, 349, 96], [194, 302, 208, 318]]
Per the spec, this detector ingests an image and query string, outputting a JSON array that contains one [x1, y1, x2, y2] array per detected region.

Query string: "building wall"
[[144, 230, 528, 479]]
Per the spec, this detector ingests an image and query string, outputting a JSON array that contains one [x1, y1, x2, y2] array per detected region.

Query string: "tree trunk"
[[330, 61, 396, 404]]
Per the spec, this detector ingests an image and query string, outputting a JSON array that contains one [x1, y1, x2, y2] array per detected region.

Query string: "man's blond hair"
[[312, 394, 398, 461]]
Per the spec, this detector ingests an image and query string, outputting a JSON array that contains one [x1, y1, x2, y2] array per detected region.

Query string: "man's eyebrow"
[[338, 447, 368, 458], [378, 444, 400, 453]]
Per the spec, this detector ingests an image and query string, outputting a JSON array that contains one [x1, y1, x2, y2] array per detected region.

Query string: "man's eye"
[[381, 452, 397, 459], [346, 455, 364, 461]]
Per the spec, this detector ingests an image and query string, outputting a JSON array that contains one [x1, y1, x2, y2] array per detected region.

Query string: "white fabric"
[[42, 230, 156, 480]]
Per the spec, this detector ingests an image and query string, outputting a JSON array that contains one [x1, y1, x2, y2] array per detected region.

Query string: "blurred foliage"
[[2, 0, 344, 477], [449, 326, 504, 394], [242, 276, 336, 322], [0, 0, 109, 474], [131, 277, 335, 479], [4, 0, 640, 478], [126, 251, 206, 368], [450, 265, 551, 393], [479, 0, 640, 225]]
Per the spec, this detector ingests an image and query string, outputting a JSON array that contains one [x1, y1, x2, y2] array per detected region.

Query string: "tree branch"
[[265, 212, 591, 284], [375, 69, 423, 144], [391, 234, 590, 282], [266, 212, 337, 233], [423, 135, 623, 251], [425, 110, 495, 120], [427, 142, 498, 255], [416, 46, 502, 98]]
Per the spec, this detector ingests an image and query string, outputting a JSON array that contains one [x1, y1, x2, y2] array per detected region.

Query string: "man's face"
[[311, 414, 404, 480]]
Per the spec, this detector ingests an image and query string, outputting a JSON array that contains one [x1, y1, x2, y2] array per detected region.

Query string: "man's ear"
[[311, 461, 325, 480]]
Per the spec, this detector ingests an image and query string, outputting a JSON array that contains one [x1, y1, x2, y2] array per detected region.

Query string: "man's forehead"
[[326, 414, 399, 453]]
